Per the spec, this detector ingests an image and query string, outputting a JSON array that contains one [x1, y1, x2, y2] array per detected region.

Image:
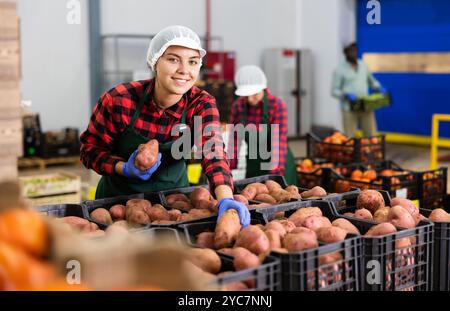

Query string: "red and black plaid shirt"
[[228, 88, 288, 175], [80, 79, 233, 192]]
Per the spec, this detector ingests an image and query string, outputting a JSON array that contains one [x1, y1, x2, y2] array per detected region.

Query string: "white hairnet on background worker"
[[234, 65, 268, 96], [146, 25, 207, 70]]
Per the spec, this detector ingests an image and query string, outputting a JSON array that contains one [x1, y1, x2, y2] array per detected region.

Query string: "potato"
[[331, 218, 360, 235], [241, 184, 258, 200], [285, 185, 300, 195], [125, 200, 152, 227], [274, 211, 285, 219], [269, 189, 294, 203], [356, 190, 385, 214], [214, 209, 241, 249], [171, 201, 193, 211], [301, 216, 332, 232], [167, 209, 182, 221], [365, 222, 397, 236], [166, 193, 190, 205], [233, 248, 260, 271], [135, 139, 159, 170], [290, 226, 316, 235], [373, 206, 390, 222], [195, 199, 217, 213], [178, 213, 194, 222], [233, 195, 249, 207], [395, 237, 411, 250], [190, 187, 212, 207], [288, 207, 323, 227], [109, 204, 126, 221], [218, 248, 235, 256], [187, 248, 221, 274], [126, 199, 152, 211], [105, 222, 129, 236], [354, 208, 373, 221], [428, 208, 450, 222], [151, 220, 176, 225], [264, 221, 287, 238], [274, 219, 296, 233], [196, 232, 216, 249], [390, 198, 419, 218], [90, 208, 113, 225], [188, 208, 215, 219], [388, 205, 416, 229], [254, 194, 277, 204], [61, 216, 91, 232], [264, 180, 282, 192], [146, 204, 170, 221], [271, 248, 288, 254], [343, 212, 354, 217], [253, 183, 269, 195], [89, 222, 99, 232], [301, 186, 327, 199], [316, 226, 347, 243], [235, 225, 270, 255], [283, 231, 318, 252], [265, 229, 282, 249], [319, 252, 342, 265], [222, 281, 249, 291]]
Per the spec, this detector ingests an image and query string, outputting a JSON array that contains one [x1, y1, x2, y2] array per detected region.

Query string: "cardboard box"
[[20, 171, 81, 198], [28, 192, 82, 207], [0, 155, 18, 182], [0, 117, 22, 156], [0, 81, 21, 119], [0, 39, 20, 79], [0, 1, 19, 40]]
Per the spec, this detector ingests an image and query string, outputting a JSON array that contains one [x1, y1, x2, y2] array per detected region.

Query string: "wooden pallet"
[[18, 156, 81, 170]]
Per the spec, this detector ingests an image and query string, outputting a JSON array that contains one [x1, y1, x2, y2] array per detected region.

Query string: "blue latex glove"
[[122, 150, 162, 180], [377, 86, 387, 94], [217, 198, 250, 228], [344, 93, 358, 102]]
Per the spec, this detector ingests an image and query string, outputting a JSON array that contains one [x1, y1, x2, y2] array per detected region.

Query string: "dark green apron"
[[95, 86, 189, 199], [240, 91, 298, 186]]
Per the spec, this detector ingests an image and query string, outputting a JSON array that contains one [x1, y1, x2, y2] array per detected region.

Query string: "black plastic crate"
[[325, 190, 434, 291], [254, 200, 362, 291], [216, 252, 281, 291], [295, 157, 334, 190], [417, 167, 447, 209], [35, 203, 85, 218], [420, 194, 450, 291], [344, 217, 433, 291], [328, 161, 418, 201], [180, 221, 281, 291], [82, 192, 217, 229], [307, 132, 385, 164]]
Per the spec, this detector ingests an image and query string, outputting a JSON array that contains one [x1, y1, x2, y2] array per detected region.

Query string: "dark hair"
[[343, 42, 356, 53]]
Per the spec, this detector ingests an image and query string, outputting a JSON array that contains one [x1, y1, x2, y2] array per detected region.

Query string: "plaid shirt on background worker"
[[80, 79, 233, 192], [228, 88, 288, 176]]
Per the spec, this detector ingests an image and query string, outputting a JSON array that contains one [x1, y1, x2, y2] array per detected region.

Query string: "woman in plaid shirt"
[[228, 65, 297, 185], [80, 25, 249, 227]]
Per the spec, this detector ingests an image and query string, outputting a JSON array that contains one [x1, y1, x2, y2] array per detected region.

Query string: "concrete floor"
[[19, 140, 450, 203]]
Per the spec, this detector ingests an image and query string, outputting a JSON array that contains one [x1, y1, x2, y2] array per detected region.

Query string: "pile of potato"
[[334, 167, 413, 193], [190, 205, 359, 290], [313, 131, 383, 163], [238, 180, 327, 205]]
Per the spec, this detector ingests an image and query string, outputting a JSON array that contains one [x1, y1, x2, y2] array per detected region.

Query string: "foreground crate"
[[254, 200, 361, 291], [327, 190, 434, 291]]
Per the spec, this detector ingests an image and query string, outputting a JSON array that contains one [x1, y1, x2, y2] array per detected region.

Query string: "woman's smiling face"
[[155, 45, 201, 95]]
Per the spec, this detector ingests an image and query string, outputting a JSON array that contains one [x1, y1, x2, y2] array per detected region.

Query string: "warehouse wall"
[[100, 0, 298, 70], [17, 0, 91, 132], [16, 0, 355, 133], [298, 0, 356, 131]]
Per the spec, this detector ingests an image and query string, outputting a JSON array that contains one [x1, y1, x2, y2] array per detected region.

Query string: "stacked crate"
[[0, 0, 22, 181]]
